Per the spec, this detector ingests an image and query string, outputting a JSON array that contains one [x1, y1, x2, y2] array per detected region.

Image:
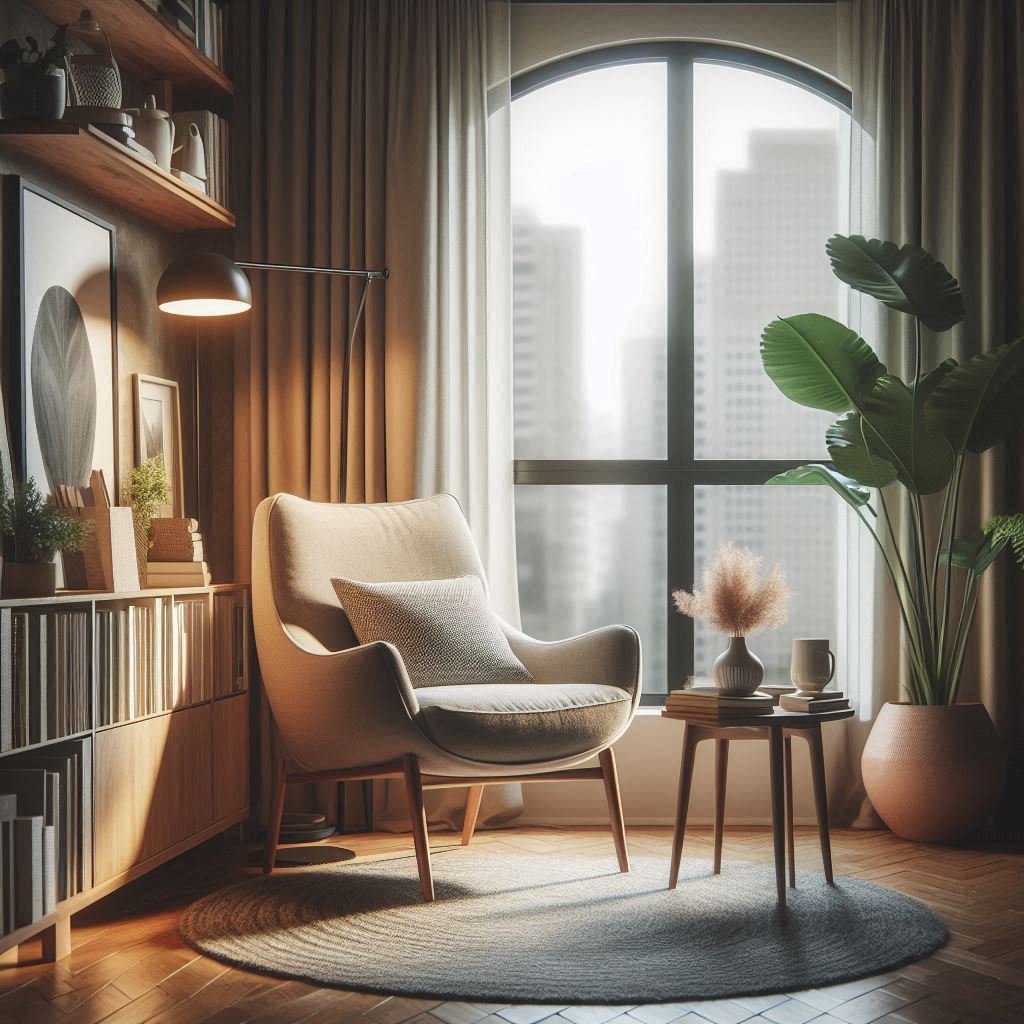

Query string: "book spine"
[[0, 608, 11, 752]]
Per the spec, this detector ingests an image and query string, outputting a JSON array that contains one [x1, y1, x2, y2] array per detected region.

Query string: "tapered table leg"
[[784, 735, 796, 888], [713, 739, 729, 874], [767, 728, 786, 906], [806, 724, 834, 884], [669, 724, 700, 889]]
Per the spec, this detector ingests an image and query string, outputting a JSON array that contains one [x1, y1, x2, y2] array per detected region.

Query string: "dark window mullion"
[[666, 53, 695, 693]]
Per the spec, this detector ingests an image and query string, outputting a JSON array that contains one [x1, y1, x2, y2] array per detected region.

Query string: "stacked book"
[[171, 110, 231, 207], [1, 608, 91, 752], [0, 737, 92, 935], [147, 518, 212, 589], [780, 690, 850, 714], [664, 686, 775, 723]]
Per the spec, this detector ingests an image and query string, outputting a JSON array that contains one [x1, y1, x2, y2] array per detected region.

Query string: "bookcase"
[[0, 583, 249, 963]]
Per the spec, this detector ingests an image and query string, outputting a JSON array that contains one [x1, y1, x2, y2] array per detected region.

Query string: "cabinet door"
[[94, 705, 213, 884], [213, 693, 249, 821]]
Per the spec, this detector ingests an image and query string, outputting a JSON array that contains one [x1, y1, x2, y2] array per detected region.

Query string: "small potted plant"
[[673, 542, 790, 695], [0, 28, 68, 121], [0, 472, 83, 598], [121, 456, 170, 586]]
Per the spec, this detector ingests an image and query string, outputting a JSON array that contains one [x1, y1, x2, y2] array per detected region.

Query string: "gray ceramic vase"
[[712, 636, 764, 696]]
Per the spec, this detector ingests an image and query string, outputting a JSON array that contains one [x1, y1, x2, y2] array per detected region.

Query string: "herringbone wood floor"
[[0, 825, 1021, 1024]]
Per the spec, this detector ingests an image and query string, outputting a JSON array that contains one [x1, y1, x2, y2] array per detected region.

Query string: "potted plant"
[[121, 456, 171, 586], [759, 233, 1024, 842], [0, 29, 68, 121], [673, 542, 789, 695], [0, 472, 83, 598]]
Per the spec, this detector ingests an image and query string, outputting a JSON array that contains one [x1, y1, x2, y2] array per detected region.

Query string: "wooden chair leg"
[[806, 724, 834, 884], [462, 784, 484, 846], [767, 728, 787, 907], [713, 738, 729, 874], [264, 758, 287, 875], [599, 747, 630, 873], [402, 754, 435, 902], [784, 735, 796, 888], [669, 724, 700, 889]]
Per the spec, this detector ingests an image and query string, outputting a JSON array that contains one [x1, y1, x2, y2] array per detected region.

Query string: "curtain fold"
[[234, 0, 520, 832], [842, 0, 1024, 827]]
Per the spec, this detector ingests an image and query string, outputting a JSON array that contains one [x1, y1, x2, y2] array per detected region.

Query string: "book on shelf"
[[12, 817, 42, 929], [0, 814, 13, 935], [172, 109, 230, 208], [779, 692, 850, 714], [146, 561, 212, 588]]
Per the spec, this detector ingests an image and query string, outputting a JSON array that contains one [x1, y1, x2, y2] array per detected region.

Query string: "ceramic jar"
[[711, 636, 764, 696]]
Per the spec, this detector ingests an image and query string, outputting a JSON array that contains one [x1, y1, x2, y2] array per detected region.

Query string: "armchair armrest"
[[258, 621, 426, 772], [499, 620, 642, 696]]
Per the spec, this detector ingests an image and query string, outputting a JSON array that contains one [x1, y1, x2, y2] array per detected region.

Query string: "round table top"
[[661, 707, 855, 729]]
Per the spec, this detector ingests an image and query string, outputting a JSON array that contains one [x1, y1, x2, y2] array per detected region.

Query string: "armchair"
[[252, 493, 642, 901]]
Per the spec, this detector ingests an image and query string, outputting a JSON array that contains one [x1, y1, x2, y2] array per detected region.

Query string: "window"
[[511, 45, 852, 700]]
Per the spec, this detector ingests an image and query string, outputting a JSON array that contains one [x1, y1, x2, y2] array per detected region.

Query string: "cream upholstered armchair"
[[252, 493, 642, 901]]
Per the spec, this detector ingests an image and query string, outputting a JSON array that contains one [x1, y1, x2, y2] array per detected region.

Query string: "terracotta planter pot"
[[862, 701, 1005, 843], [2, 560, 56, 598]]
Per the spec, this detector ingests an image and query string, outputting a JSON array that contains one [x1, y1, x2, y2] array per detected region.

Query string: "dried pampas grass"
[[673, 542, 789, 637]]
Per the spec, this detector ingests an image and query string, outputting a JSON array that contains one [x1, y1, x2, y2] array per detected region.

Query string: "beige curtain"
[[233, 0, 521, 832], [841, 0, 1024, 827]]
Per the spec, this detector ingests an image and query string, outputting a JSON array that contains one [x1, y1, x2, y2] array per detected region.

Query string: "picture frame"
[[132, 373, 185, 518], [2, 177, 118, 583]]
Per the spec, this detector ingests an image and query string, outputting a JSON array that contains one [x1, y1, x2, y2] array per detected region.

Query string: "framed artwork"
[[3, 177, 118, 580], [133, 374, 185, 518]]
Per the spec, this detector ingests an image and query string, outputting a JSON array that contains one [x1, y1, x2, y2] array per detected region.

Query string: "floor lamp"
[[157, 251, 388, 864]]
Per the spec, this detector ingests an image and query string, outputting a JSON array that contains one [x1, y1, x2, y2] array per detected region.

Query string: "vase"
[[862, 701, 1005, 843], [711, 636, 764, 696], [2, 560, 56, 598]]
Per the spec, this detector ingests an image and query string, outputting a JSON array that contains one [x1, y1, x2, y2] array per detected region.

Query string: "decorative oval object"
[[862, 701, 1005, 842], [31, 284, 97, 490], [711, 635, 764, 696]]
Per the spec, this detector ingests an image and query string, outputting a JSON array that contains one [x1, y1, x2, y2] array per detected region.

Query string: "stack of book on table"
[[779, 690, 850, 714], [146, 518, 212, 588], [664, 686, 775, 723]]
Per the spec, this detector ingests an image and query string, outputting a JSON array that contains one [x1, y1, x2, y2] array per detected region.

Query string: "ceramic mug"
[[790, 638, 836, 693]]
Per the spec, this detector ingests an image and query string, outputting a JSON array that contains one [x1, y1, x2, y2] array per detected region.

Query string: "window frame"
[[511, 43, 852, 704]]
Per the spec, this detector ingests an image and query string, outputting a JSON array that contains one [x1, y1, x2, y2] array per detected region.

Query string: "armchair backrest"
[[252, 493, 487, 651]]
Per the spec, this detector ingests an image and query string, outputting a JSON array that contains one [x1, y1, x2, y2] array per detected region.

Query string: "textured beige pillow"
[[331, 575, 533, 687]]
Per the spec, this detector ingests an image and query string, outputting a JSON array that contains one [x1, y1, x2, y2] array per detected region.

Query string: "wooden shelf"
[[0, 122, 234, 231], [24, 0, 232, 101]]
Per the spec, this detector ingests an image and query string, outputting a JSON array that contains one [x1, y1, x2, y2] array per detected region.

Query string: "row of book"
[[664, 683, 850, 722], [148, 1, 229, 70], [0, 738, 91, 935], [1, 609, 90, 753], [147, 518, 213, 589], [213, 592, 247, 699], [97, 599, 210, 727]]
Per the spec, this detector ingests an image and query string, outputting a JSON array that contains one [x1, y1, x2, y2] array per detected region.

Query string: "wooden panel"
[[94, 704, 213, 884], [212, 694, 249, 821], [24, 0, 233, 100], [0, 124, 235, 231]]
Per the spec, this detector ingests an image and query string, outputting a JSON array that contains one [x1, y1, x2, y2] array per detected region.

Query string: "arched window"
[[511, 44, 852, 700]]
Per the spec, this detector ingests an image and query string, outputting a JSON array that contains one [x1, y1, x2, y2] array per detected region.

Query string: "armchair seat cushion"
[[414, 683, 632, 765]]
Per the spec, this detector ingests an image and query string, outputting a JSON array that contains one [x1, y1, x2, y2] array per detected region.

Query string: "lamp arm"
[[235, 261, 389, 281]]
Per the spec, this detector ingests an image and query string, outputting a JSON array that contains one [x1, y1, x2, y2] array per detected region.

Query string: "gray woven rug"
[[180, 851, 947, 1003]]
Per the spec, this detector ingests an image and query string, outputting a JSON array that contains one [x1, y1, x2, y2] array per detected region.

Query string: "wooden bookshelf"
[[0, 122, 235, 231], [24, 0, 233, 101], [0, 584, 249, 963]]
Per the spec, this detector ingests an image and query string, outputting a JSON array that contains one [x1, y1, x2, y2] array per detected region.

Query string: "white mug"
[[791, 638, 836, 693]]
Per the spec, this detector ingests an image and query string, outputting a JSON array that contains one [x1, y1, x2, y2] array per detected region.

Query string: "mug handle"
[[827, 649, 836, 683]]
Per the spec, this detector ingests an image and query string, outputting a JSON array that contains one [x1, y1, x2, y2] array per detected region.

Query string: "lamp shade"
[[157, 252, 252, 316]]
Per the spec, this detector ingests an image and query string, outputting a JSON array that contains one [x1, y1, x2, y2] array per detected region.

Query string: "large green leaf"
[[826, 234, 965, 332], [860, 375, 954, 494], [765, 463, 876, 514], [926, 340, 1024, 454], [760, 313, 886, 413], [826, 413, 898, 488], [919, 357, 958, 401], [949, 530, 1008, 575]]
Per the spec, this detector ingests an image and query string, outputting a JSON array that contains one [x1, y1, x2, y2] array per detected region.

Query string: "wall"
[[0, 2, 232, 580], [511, 2, 842, 81], [510, 1, 853, 826]]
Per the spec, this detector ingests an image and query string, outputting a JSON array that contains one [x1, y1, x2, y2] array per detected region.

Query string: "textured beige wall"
[[511, 2, 842, 81]]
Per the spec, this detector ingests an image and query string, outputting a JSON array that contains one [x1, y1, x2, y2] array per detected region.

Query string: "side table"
[[663, 707, 855, 906]]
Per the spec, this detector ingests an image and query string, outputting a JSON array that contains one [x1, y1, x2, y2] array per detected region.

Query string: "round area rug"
[[180, 851, 947, 1003]]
